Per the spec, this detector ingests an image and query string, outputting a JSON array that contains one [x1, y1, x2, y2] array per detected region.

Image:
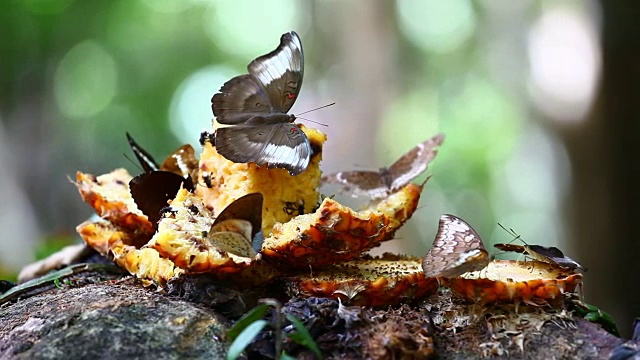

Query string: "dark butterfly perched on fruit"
[[129, 172, 193, 230], [494, 243, 587, 271], [321, 133, 445, 199], [126, 133, 196, 230], [211, 31, 310, 176], [422, 214, 490, 278], [494, 224, 587, 271], [206, 193, 264, 257]]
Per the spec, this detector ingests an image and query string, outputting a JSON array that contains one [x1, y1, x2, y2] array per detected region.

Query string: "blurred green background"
[[1, 0, 638, 337]]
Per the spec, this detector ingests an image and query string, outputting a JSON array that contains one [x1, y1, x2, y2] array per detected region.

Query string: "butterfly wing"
[[212, 74, 275, 124], [211, 31, 303, 124], [526, 245, 587, 271], [126, 132, 159, 173], [160, 144, 198, 179], [422, 214, 489, 278], [248, 31, 304, 114], [320, 171, 388, 198], [129, 171, 193, 229], [494, 243, 528, 254], [215, 123, 311, 176], [212, 193, 264, 240], [207, 230, 257, 258], [208, 193, 263, 258], [388, 133, 445, 192], [321, 134, 445, 199]]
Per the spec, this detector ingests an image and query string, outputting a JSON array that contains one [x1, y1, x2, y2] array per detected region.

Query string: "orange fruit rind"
[[284, 255, 439, 307], [260, 182, 424, 268], [147, 188, 254, 273], [75, 169, 153, 238], [441, 259, 583, 305], [76, 219, 184, 284]]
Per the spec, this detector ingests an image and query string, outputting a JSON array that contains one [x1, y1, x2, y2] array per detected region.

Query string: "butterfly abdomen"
[[242, 114, 295, 125]]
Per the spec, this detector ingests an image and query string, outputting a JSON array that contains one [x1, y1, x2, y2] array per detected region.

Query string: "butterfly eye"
[[187, 205, 199, 216], [199, 131, 214, 146]]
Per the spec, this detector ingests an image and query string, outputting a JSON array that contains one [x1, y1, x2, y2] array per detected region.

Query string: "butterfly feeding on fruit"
[[206, 193, 264, 258], [422, 214, 490, 278], [211, 31, 310, 176], [321, 134, 444, 199]]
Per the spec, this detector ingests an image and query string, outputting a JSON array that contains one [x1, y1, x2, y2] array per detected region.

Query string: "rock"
[[0, 283, 229, 360]]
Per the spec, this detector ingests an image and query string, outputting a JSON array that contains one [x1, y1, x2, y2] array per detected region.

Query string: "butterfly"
[[422, 214, 490, 278], [126, 133, 196, 230], [129, 171, 194, 230], [206, 193, 264, 257], [494, 224, 587, 271], [321, 133, 445, 199], [494, 243, 587, 271], [211, 31, 310, 176]]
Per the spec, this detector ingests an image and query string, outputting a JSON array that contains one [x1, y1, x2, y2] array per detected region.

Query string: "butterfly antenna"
[[123, 153, 144, 173], [419, 174, 433, 188], [297, 116, 328, 127], [415, 205, 428, 212], [497, 223, 525, 244], [295, 102, 335, 116]]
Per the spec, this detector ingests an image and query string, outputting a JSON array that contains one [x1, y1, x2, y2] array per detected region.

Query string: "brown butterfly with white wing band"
[[211, 31, 310, 176], [422, 214, 490, 278]]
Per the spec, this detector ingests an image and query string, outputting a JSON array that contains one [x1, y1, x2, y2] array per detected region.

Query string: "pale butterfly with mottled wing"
[[321, 133, 444, 199], [206, 193, 264, 258], [422, 214, 490, 278]]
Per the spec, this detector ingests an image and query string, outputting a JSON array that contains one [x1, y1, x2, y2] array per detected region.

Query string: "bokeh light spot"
[[378, 88, 440, 168], [528, 7, 601, 122], [54, 40, 118, 119], [397, 0, 475, 54], [490, 124, 571, 248], [203, 0, 300, 57], [443, 76, 522, 163], [169, 66, 235, 144]]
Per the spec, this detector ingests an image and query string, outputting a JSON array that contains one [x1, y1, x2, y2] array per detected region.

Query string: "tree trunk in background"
[[602, 0, 640, 336], [566, 0, 640, 338], [315, 0, 397, 175]]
